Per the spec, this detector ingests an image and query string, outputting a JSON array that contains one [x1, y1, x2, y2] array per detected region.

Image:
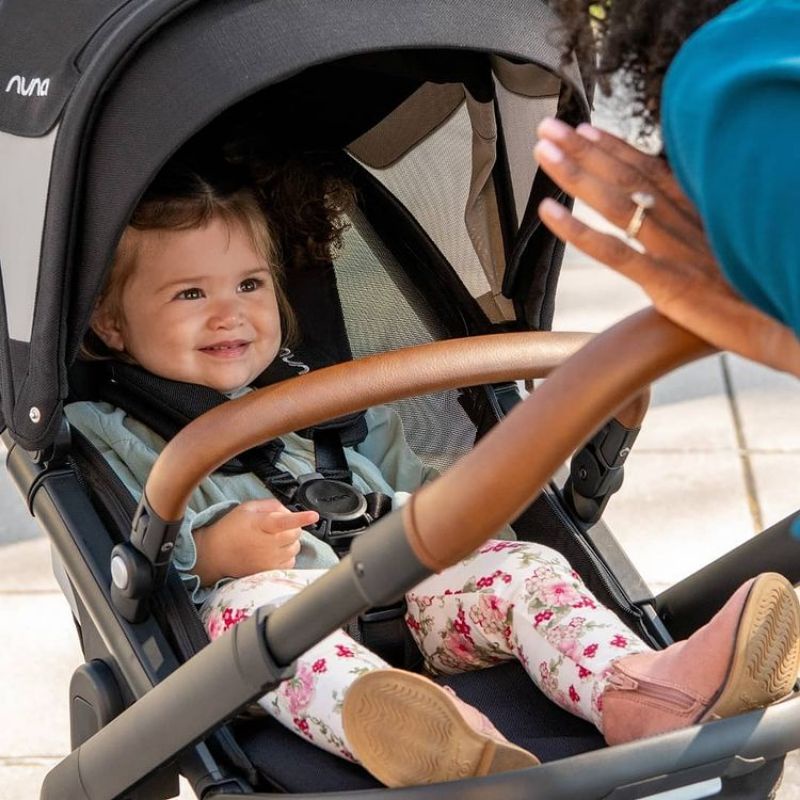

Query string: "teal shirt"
[[662, 0, 800, 335], [661, 0, 800, 539], [66, 400, 439, 601]]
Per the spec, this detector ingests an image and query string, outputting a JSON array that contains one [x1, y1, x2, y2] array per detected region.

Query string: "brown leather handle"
[[145, 330, 592, 521], [615, 387, 650, 430], [403, 309, 713, 570]]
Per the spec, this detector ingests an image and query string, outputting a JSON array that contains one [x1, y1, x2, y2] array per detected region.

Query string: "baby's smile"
[[199, 339, 252, 358]]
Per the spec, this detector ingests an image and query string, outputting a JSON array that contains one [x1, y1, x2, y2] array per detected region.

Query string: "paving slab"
[[0, 593, 79, 758], [636, 356, 737, 453], [727, 355, 800, 452], [0, 537, 61, 593], [0, 457, 43, 546], [554, 237, 649, 334], [0, 759, 62, 798], [750, 453, 800, 529], [601, 450, 755, 595]]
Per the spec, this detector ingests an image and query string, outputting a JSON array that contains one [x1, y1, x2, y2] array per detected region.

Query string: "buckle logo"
[[5, 75, 50, 97]]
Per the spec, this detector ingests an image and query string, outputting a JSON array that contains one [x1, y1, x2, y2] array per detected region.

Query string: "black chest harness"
[[95, 358, 392, 555]]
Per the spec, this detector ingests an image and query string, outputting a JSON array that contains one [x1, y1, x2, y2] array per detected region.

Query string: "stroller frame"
[[14, 315, 800, 800]]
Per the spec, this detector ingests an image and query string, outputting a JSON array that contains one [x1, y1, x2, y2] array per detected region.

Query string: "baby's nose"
[[208, 297, 243, 328]]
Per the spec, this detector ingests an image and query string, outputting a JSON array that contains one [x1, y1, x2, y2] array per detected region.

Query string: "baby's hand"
[[193, 499, 319, 586]]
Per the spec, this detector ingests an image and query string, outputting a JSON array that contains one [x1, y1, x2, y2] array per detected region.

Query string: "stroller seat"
[[237, 662, 603, 794]]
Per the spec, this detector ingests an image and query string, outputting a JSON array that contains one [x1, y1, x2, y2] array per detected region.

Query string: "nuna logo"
[[5, 75, 50, 97]]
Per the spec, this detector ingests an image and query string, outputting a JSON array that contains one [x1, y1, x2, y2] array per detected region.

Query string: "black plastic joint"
[[130, 496, 184, 583], [235, 605, 297, 690], [565, 419, 641, 526]]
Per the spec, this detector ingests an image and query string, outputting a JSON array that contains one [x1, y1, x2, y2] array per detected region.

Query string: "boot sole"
[[705, 573, 800, 721], [342, 669, 539, 787]]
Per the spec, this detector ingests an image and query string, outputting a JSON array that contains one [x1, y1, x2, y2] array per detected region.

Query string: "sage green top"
[[66, 400, 439, 601]]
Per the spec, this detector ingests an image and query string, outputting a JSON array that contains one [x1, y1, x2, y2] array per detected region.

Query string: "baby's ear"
[[91, 307, 125, 353]]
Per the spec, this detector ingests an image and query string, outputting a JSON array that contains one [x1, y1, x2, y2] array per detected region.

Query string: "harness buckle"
[[294, 473, 372, 555]]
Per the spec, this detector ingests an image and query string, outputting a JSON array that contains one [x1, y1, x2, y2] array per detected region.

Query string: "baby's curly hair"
[[549, 0, 735, 132], [228, 147, 357, 272]]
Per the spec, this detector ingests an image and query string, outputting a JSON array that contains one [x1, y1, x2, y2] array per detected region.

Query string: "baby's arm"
[[192, 500, 318, 585], [65, 401, 318, 589]]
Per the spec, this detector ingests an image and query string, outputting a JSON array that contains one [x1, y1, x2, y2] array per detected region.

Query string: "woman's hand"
[[193, 499, 319, 586], [533, 118, 800, 377]]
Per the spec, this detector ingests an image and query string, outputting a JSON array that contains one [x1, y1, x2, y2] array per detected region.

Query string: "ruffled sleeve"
[[65, 401, 238, 601]]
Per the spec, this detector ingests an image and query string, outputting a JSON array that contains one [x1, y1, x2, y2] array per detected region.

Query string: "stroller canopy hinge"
[[110, 498, 183, 623]]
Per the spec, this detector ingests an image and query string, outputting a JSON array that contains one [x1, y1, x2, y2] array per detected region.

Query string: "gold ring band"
[[625, 191, 655, 239]]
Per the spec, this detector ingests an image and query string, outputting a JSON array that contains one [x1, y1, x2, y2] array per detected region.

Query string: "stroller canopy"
[[0, 0, 587, 452]]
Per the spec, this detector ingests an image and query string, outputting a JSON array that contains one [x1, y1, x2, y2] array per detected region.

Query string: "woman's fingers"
[[534, 145, 699, 268], [539, 118, 647, 195], [537, 198, 661, 289], [535, 119, 706, 255], [573, 123, 702, 224]]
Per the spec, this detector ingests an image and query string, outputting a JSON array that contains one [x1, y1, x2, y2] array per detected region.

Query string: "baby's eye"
[[174, 287, 204, 300], [238, 277, 264, 293]]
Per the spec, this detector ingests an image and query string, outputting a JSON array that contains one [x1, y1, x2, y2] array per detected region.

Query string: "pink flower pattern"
[[197, 541, 649, 762]]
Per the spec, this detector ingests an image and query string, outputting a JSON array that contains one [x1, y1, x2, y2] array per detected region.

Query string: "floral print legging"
[[200, 539, 648, 762]]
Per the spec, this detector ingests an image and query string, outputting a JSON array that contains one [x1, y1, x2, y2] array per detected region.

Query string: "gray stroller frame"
[[2, 1, 800, 799]]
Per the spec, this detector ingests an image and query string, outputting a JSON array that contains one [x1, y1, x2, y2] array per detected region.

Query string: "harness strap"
[[312, 427, 353, 483], [93, 361, 393, 550]]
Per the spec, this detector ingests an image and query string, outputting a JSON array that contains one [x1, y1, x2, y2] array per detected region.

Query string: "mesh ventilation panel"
[[494, 79, 559, 225], [334, 208, 477, 473], [356, 101, 491, 302]]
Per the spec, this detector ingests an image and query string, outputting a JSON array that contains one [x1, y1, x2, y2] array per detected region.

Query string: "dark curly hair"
[[226, 145, 356, 272], [549, 0, 735, 132]]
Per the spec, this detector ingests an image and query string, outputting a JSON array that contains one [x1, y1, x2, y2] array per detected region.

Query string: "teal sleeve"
[[64, 401, 237, 600], [661, 0, 800, 338]]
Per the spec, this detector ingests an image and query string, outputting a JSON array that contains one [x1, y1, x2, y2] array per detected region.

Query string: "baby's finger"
[[538, 198, 657, 287], [240, 498, 288, 514], [267, 526, 302, 549], [267, 509, 319, 531], [274, 554, 298, 570]]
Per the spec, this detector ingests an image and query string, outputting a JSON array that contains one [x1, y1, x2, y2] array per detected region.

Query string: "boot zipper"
[[607, 672, 698, 711]]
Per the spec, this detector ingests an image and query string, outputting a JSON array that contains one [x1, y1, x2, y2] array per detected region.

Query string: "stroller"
[[2, 0, 800, 797]]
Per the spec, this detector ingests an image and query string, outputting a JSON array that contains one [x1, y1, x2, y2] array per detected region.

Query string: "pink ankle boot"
[[342, 668, 539, 787], [602, 573, 800, 745]]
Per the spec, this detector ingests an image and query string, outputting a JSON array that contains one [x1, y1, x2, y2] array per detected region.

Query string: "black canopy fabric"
[[0, 0, 587, 451]]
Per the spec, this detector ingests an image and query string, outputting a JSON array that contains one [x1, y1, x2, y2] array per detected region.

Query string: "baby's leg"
[[405, 540, 649, 729], [200, 570, 389, 762]]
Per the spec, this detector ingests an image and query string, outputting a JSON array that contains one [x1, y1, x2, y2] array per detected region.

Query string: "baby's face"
[[102, 216, 282, 393]]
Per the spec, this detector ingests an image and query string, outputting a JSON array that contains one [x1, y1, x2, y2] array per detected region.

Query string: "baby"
[[67, 154, 800, 787]]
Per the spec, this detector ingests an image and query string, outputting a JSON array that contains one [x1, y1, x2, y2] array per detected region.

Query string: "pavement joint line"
[[633, 447, 800, 455], [0, 757, 65, 764], [0, 589, 62, 595], [720, 354, 764, 532]]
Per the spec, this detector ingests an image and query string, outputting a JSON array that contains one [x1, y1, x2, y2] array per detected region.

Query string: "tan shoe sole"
[[705, 573, 800, 721], [342, 669, 539, 787]]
